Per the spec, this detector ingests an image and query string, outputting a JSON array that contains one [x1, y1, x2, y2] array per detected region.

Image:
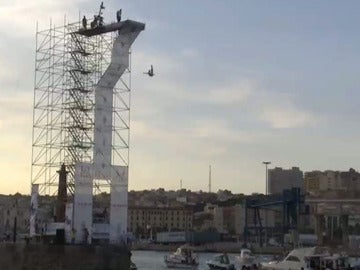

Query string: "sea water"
[[132, 250, 240, 270]]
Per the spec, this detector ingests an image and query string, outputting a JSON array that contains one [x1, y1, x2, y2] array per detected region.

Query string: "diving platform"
[[76, 19, 145, 37]]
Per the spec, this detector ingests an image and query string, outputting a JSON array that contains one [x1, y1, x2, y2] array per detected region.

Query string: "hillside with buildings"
[[2, 167, 360, 246]]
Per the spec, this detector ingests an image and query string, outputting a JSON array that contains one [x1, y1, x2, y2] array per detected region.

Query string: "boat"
[[206, 254, 235, 270], [261, 247, 335, 270], [319, 253, 360, 270], [130, 261, 137, 270], [261, 247, 319, 270], [164, 245, 199, 269], [260, 247, 360, 270], [236, 249, 257, 266]]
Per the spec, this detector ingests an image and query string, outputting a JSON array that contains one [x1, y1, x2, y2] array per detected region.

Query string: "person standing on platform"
[[116, 9, 122, 22], [91, 15, 98, 29], [82, 16, 87, 29]]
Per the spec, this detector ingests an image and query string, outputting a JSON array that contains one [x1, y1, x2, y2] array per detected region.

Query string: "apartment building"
[[304, 168, 360, 194], [0, 196, 30, 236], [128, 206, 193, 237], [268, 167, 303, 195]]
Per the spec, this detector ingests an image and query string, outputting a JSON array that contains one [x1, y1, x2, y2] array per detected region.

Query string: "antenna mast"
[[209, 165, 212, 193]]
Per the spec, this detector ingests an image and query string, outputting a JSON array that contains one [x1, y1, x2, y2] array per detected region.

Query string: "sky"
[[1, 0, 360, 194]]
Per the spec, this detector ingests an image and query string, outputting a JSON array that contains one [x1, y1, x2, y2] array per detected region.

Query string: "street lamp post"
[[262, 161, 271, 245], [262, 161, 271, 195]]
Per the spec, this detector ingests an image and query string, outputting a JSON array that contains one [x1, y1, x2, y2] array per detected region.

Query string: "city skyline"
[[1, 1, 360, 194]]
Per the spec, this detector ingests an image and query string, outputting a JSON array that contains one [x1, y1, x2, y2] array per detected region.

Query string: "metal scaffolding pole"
[[31, 18, 133, 196]]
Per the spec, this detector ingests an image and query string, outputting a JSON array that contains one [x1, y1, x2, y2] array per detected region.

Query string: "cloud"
[[0, 93, 33, 134], [181, 48, 199, 58], [260, 105, 317, 129], [133, 51, 316, 130], [0, 54, 20, 82], [0, 0, 86, 37], [204, 81, 253, 106], [169, 80, 254, 107], [131, 50, 256, 124], [132, 117, 271, 161], [189, 119, 255, 143], [133, 51, 315, 131]]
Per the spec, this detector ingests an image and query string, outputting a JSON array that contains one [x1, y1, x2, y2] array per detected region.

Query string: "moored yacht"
[[207, 253, 235, 270], [130, 261, 137, 270], [261, 247, 319, 270], [164, 245, 199, 269], [236, 249, 257, 266], [260, 246, 360, 270]]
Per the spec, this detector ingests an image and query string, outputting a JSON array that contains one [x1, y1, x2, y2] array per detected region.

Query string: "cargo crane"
[[243, 187, 306, 247]]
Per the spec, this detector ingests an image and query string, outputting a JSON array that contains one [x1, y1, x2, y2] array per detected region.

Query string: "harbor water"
[[132, 250, 360, 270], [132, 250, 240, 270]]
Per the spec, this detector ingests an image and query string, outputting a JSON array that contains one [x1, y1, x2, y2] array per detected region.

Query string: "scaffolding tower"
[[31, 19, 132, 195]]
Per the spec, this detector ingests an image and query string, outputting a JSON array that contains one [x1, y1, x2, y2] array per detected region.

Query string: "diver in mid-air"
[[144, 65, 154, 77]]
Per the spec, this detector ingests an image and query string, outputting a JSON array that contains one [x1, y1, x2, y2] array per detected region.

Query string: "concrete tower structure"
[[73, 20, 145, 244]]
